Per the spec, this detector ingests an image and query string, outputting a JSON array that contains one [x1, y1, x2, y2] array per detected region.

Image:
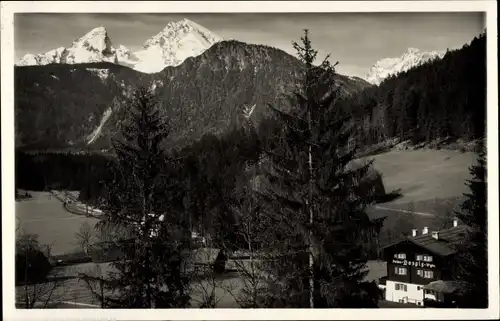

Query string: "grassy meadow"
[[14, 149, 478, 307], [16, 191, 98, 256], [366, 149, 476, 205]]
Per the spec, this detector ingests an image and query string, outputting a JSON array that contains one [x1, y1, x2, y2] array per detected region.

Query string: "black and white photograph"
[[1, 1, 498, 320]]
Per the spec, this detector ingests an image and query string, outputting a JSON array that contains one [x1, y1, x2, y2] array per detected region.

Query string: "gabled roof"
[[189, 247, 224, 265], [410, 225, 469, 256], [382, 225, 470, 257], [423, 280, 466, 294]]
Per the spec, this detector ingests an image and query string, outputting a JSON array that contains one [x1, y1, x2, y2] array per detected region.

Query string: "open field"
[[15, 150, 475, 256], [363, 149, 476, 245], [367, 196, 461, 237], [16, 191, 98, 256], [365, 149, 476, 205], [13, 149, 476, 308], [16, 260, 388, 308], [15, 261, 243, 308]]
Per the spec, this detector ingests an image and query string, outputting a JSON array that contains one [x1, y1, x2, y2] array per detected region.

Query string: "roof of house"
[[49, 261, 116, 279], [189, 247, 224, 265], [423, 280, 466, 294], [382, 225, 470, 257]]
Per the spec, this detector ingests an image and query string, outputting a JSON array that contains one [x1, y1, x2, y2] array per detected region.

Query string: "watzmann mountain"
[[15, 20, 372, 152], [19, 27, 125, 66], [17, 19, 223, 74]]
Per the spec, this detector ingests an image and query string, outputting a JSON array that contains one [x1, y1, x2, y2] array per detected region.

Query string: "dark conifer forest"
[[15, 32, 486, 197], [348, 32, 486, 146]]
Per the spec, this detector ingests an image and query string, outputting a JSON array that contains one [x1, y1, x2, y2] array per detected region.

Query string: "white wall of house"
[[385, 280, 424, 306], [424, 292, 437, 301], [424, 290, 444, 302]]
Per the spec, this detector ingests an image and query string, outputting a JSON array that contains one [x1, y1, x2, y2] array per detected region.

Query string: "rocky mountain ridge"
[[15, 40, 371, 151], [18, 19, 222, 74], [365, 47, 445, 85]]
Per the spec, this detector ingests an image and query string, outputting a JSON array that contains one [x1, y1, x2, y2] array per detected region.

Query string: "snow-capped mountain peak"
[[143, 18, 221, 48], [365, 47, 445, 85], [18, 26, 118, 66], [133, 19, 222, 73], [404, 47, 420, 55], [64, 26, 118, 64], [71, 26, 111, 53], [17, 19, 222, 74]]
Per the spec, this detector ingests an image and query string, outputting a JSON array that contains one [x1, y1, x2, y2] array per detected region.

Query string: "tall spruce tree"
[[82, 86, 190, 308], [257, 30, 383, 308], [453, 142, 488, 308]]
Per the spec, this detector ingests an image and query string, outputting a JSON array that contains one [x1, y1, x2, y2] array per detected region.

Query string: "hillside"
[[366, 149, 476, 204], [351, 32, 486, 147], [363, 148, 477, 249], [15, 40, 371, 151], [15, 62, 149, 150]]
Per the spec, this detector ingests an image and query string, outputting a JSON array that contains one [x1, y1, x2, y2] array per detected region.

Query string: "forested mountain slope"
[[15, 40, 370, 151], [350, 32, 486, 147]]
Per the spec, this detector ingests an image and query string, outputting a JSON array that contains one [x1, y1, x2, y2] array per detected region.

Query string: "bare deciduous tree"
[[18, 273, 67, 308], [75, 222, 95, 256], [16, 236, 67, 309], [188, 248, 226, 308], [223, 170, 270, 308], [78, 263, 108, 308]]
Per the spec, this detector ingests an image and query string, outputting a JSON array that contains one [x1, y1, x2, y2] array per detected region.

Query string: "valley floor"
[[15, 260, 389, 308], [16, 191, 98, 256], [13, 148, 477, 308]]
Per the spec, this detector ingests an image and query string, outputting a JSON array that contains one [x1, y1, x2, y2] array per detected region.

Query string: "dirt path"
[[50, 190, 102, 218], [373, 205, 436, 217]]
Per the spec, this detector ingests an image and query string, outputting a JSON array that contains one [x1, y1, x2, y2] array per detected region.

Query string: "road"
[[373, 205, 436, 217]]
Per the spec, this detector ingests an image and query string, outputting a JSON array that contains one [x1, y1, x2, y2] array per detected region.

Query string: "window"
[[394, 267, 407, 275], [424, 270, 434, 279], [423, 255, 433, 262], [417, 269, 423, 277], [417, 254, 433, 262], [417, 286, 422, 291], [395, 253, 406, 259], [395, 283, 408, 291]]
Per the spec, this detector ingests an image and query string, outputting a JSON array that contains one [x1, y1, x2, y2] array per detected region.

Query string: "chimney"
[[422, 227, 429, 235], [412, 229, 418, 237], [453, 218, 458, 227], [432, 231, 439, 240]]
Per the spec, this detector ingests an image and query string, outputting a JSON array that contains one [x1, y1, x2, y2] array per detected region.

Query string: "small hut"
[[189, 247, 227, 274], [423, 280, 466, 307], [88, 240, 129, 263]]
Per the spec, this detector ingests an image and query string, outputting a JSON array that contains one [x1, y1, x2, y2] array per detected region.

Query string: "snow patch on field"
[[87, 107, 112, 144]]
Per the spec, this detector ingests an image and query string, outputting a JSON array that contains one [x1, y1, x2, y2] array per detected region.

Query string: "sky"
[[15, 12, 485, 78]]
